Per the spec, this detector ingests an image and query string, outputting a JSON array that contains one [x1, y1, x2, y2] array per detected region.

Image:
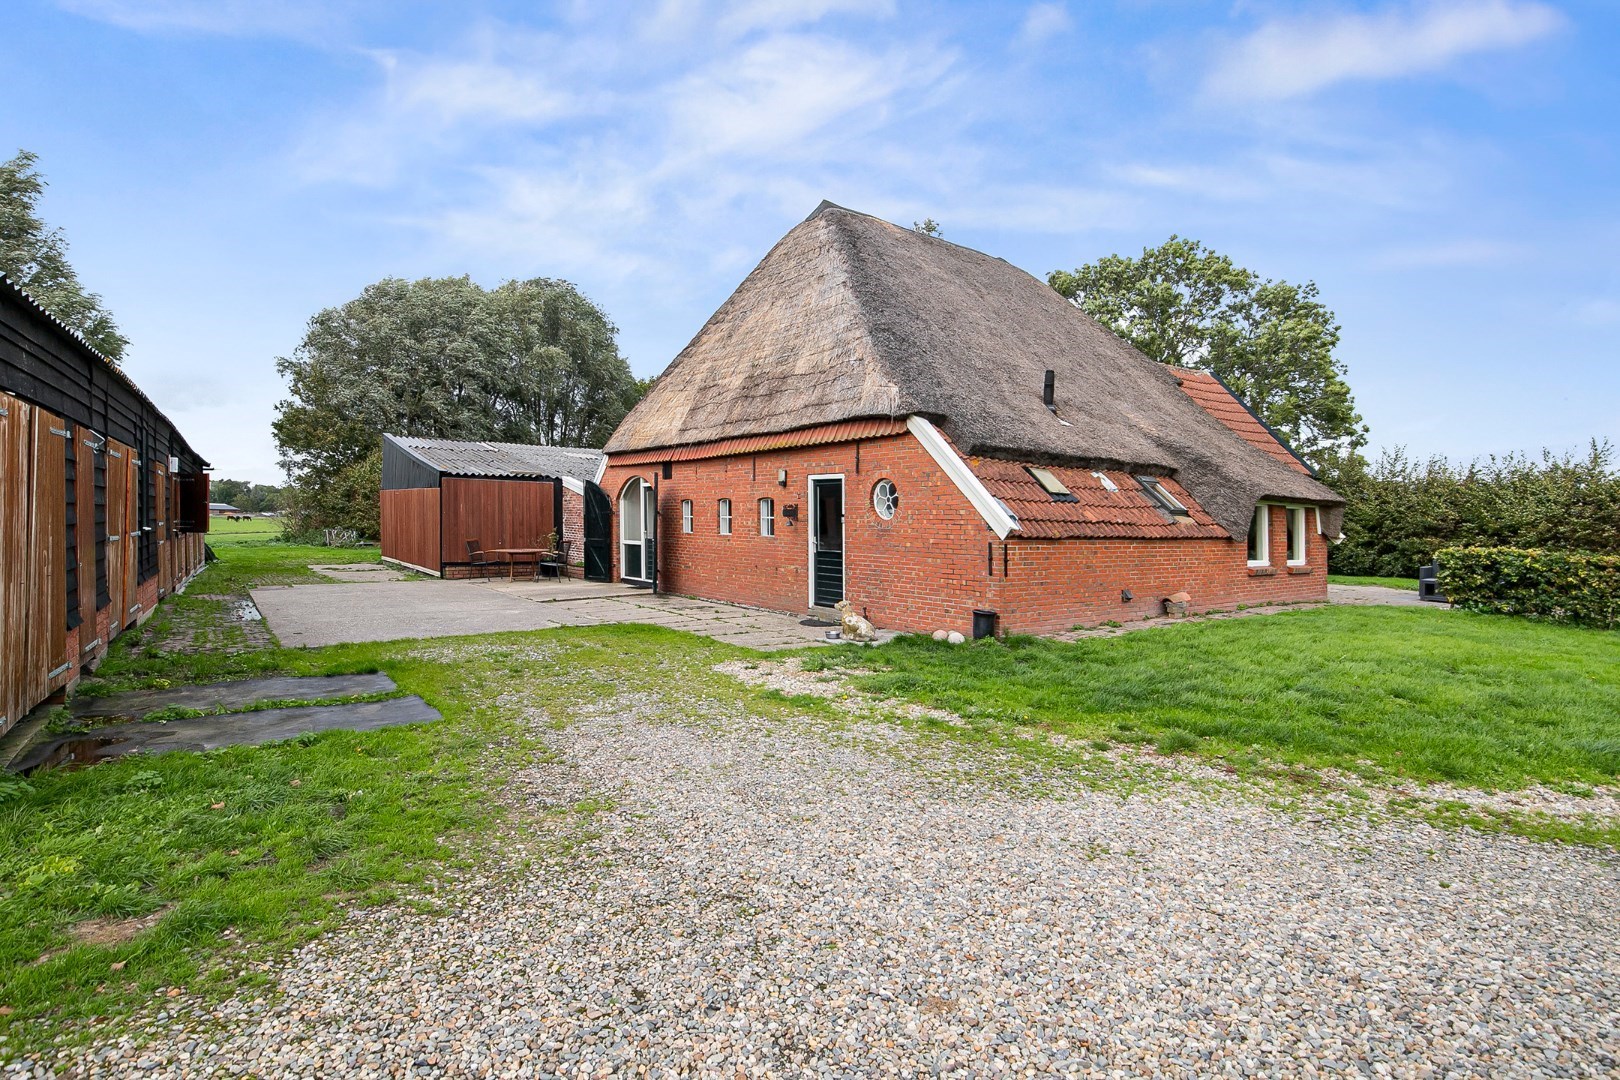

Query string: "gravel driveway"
[[57, 652, 1618, 1077]]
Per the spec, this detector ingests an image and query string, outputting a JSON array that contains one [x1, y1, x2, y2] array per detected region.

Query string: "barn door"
[[582, 481, 612, 581]]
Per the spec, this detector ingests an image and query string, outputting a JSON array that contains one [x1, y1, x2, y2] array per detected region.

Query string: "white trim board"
[[906, 416, 1020, 540]]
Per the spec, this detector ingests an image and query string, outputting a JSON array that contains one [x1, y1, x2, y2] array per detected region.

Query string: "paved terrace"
[[251, 578, 861, 651]]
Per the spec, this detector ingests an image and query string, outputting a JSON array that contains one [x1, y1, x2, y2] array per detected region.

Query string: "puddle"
[[22, 736, 129, 774], [233, 599, 263, 622]]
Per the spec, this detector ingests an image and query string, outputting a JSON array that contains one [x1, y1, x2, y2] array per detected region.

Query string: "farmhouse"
[[379, 434, 607, 578], [600, 202, 1344, 636], [0, 273, 209, 736]]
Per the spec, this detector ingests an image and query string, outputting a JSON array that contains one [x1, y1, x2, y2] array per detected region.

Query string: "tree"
[[1049, 237, 1365, 469], [913, 218, 942, 237], [210, 479, 287, 513], [0, 150, 129, 361], [273, 275, 644, 535]]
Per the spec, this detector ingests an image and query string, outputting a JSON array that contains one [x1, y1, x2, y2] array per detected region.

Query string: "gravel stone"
[[45, 669, 1620, 1078]]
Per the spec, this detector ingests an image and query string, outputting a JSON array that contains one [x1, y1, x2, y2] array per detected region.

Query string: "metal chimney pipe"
[[1042, 369, 1055, 411]]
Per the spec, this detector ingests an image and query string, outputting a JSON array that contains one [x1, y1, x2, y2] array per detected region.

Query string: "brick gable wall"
[[601, 432, 1327, 636]]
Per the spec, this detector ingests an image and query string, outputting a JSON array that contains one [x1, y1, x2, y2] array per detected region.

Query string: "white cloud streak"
[[1205, 0, 1565, 103], [1018, 2, 1072, 47]]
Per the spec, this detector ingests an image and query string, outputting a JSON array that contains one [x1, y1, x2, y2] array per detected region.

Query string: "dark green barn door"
[[582, 481, 613, 582], [811, 477, 844, 607]]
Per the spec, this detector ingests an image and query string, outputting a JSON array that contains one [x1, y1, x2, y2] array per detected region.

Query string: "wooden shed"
[[1, 273, 209, 737], [379, 435, 606, 578]]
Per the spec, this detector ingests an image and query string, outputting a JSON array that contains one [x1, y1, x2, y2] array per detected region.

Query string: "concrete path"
[[251, 579, 852, 651], [1328, 583, 1444, 608], [73, 673, 399, 719], [14, 696, 442, 773], [308, 563, 411, 583]]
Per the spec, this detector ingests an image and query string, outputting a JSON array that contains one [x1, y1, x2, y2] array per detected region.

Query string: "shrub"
[[1322, 441, 1620, 578], [1438, 546, 1620, 629]]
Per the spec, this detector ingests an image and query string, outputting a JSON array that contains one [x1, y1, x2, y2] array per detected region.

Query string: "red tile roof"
[[969, 457, 1230, 540], [1173, 370, 1311, 475], [607, 417, 909, 465]]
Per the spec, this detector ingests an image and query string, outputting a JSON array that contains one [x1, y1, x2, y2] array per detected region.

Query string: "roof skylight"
[[1026, 466, 1079, 503], [1136, 476, 1191, 519]]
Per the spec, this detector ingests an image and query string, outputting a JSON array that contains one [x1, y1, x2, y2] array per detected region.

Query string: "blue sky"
[[3, 0, 1616, 484]]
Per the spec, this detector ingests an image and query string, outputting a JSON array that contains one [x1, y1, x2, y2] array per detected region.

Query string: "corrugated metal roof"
[[970, 457, 1231, 540], [389, 436, 605, 483], [607, 417, 908, 465]]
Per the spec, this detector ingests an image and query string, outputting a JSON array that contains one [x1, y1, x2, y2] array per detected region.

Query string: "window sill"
[[1247, 566, 1277, 577], [1287, 565, 1313, 575]]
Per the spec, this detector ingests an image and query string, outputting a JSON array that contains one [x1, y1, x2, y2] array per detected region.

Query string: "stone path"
[[1328, 583, 1439, 608], [252, 579, 869, 651], [14, 696, 441, 773], [72, 674, 399, 719]]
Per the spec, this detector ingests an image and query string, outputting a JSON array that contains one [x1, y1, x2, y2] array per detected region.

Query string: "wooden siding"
[[1, 392, 69, 732], [381, 487, 442, 572], [439, 477, 557, 565]]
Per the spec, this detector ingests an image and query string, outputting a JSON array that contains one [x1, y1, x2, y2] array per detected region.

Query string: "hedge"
[[1438, 546, 1620, 628]]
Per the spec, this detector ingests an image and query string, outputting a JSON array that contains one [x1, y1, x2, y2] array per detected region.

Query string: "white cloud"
[[1018, 2, 1072, 47], [665, 35, 952, 159], [56, 0, 348, 37], [716, 0, 896, 37], [1204, 0, 1565, 103]]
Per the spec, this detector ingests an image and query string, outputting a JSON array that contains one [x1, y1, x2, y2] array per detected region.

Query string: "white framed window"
[[759, 497, 775, 536], [718, 498, 732, 535], [681, 500, 693, 533], [1247, 505, 1270, 566], [872, 478, 900, 519], [1287, 506, 1307, 565]]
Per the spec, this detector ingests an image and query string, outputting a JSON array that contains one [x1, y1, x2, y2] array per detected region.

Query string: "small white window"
[[872, 478, 900, 519], [718, 498, 732, 535], [759, 497, 775, 536], [681, 500, 693, 533], [1287, 506, 1307, 565], [1247, 505, 1270, 566]]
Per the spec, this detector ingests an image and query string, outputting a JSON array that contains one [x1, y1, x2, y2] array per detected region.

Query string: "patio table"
[[488, 547, 546, 582]]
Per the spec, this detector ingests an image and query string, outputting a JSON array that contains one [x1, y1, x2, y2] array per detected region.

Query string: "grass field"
[[802, 606, 1620, 791], [1327, 574, 1421, 590]]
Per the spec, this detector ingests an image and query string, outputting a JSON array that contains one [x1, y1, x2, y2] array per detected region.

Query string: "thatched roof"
[[607, 202, 1342, 539]]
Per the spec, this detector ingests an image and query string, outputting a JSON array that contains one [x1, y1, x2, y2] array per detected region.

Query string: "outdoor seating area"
[[465, 537, 573, 582]]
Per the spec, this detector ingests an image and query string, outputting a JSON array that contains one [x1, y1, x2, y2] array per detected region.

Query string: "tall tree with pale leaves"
[[0, 150, 128, 361], [1050, 237, 1365, 469]]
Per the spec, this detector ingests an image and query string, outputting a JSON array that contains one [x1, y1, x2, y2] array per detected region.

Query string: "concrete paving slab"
[[309, 564, 410, 583], [250, 579, 834, 651], [252, 581, 564, 647], [14, 696, 442, 773], [73, 674, 399, 719]]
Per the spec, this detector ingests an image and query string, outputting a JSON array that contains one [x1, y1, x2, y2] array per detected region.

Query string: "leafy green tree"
[[0, 150, 128, 361], [913, 218, 942, 237], [1050, 236, 1365, 469], [210, 479, 287, 513], [273, 275, 643, 535]]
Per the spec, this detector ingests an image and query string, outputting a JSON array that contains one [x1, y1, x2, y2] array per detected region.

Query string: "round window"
[[872, 479, 899, 520]]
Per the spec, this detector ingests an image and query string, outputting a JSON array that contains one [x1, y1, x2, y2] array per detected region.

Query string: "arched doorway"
[[619, 477, 656, 585]]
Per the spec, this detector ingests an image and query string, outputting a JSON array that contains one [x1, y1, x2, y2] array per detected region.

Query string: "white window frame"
[[681, 499, 693, 533], [718, 498, 732, 535], [1286, 505, 1307, 565], [758, 497, 775, 537], [1247, 504, 1270, 566]]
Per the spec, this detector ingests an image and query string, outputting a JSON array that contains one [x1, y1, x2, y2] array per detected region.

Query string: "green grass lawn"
[[803, 605, 1620, 791], [1327, 574, 1421, 590]]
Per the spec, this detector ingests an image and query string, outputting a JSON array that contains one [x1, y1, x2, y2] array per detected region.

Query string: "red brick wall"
[[562, 487, 584, 564], [601, 435, 1328, 636]]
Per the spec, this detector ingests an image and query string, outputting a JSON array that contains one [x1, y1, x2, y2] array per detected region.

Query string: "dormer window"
[[1026, 466, 1078, 503]]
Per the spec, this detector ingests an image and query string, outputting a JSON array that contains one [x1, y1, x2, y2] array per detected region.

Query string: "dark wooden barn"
[[0, 273, 209, 737], [379, 435, 608, 578]]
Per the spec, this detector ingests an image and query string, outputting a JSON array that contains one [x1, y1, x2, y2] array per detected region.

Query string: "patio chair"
[[465, 539, 498, 579], [540, 539, 571, 581]]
